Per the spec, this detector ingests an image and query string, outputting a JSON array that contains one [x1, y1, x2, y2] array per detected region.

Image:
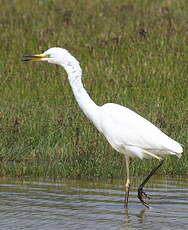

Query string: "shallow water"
[[0, 176, 188, 230]]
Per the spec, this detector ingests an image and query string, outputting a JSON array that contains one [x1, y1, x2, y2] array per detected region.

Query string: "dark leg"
[[138, 159, 164, 208]]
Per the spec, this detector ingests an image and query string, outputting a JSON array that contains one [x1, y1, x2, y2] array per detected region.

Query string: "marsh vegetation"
[[0, 0, 187, 178]]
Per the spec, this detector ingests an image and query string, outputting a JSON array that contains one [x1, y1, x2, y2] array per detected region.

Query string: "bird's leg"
[[138, 150, 164, 208], [124, 157, 130, 208]]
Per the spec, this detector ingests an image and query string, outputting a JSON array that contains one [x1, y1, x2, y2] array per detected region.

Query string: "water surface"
[[0, 176, 188, 230]]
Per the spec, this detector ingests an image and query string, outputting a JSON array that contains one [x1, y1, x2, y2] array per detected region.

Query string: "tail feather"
[[167, 141, 183, 158]]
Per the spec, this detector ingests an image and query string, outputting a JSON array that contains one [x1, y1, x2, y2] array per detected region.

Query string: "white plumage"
[[100, 103, 182, 159], [24, 47, 183, 208]]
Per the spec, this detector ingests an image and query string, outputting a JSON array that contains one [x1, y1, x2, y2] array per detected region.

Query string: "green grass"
[[0, 0, 187, 178]]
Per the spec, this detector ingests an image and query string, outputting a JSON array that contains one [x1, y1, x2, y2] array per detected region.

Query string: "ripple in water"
[[0, 176, 188, 230]]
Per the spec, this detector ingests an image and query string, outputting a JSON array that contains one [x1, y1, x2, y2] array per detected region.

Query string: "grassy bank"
[[0, 0, 187, 178]]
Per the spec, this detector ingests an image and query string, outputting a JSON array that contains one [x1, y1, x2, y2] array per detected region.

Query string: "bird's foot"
[[141, 190, 151, 200], [138, 187, 150, 208]]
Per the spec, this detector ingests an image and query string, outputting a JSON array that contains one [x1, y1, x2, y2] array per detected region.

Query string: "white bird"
[[23, 47, 183, 208]]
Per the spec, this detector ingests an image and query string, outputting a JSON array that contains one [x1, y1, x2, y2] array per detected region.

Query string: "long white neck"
[[62, 60, 101, 131]]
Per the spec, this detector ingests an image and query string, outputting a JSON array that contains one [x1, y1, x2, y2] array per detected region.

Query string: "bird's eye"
[[43, 54, 50, 58]]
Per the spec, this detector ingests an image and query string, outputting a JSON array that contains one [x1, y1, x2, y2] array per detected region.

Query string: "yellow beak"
[[22, 53, 48, 62]]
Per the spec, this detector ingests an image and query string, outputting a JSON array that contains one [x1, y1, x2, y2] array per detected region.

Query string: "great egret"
[[23, 47, 183, 208]]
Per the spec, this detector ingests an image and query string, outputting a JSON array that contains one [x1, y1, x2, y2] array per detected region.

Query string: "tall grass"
[[0, 0, 187, 178]]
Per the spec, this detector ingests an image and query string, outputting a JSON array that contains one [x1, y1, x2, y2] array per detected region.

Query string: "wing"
[[99, 103, 182, 154]]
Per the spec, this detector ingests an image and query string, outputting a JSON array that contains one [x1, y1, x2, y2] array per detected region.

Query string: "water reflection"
[[0, 176, 188, 230]]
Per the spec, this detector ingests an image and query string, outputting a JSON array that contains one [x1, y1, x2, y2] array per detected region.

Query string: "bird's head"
[[23, 47, 79, 67]]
